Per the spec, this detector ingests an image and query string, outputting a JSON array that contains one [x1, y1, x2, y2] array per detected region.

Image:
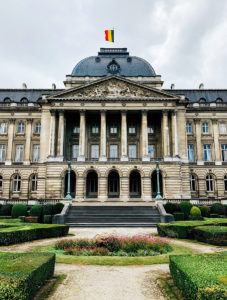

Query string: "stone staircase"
[[66, 205, 160, 227]]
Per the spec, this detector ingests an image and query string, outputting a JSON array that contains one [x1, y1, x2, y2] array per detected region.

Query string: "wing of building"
[[1, 47, 227, 201]]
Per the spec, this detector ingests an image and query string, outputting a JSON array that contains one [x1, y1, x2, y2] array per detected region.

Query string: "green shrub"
[[224, 205, 227, 216], [193, 226, 227, 245], [43, 204, 54, 216], [164, 202, 175, 214], [210, 213, 219, 218], [189, 206, 202, 220], [43, 215, 52, 224], [0, 252, 55, 300], [200, 205, 210, 217], [179, 201, 192, 219], [211, 203, 225, 215], [173, 212, 184, 221], [169, 253, 227, 300], [19, 216, 25, 222], [53, 202, 64, 214], [30, 204, 43, 222], [1, 204, 13, 216], [174, 203, 181, 212], [11, 204, 27, 218]]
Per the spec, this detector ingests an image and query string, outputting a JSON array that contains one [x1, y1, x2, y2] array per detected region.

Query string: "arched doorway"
[[86, 171, 98, 198], [108, 171, 120, 198], [129, 170, 141, 198], [151, 171, 163, 198], [64, 170, 76, 198]]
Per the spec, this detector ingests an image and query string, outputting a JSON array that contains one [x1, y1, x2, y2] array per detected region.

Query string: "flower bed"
[[193, 226, 227, 246], [55, 235, 172, 256]]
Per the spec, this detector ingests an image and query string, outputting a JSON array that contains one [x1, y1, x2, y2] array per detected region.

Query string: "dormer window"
[[20, 98, 28, 106]]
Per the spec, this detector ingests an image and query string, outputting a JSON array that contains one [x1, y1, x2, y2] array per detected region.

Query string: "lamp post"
[[65, 160, 72, 199], [155, 160, 162, 199]]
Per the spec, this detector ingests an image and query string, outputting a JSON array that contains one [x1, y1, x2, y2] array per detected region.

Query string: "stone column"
[[212, 119, 222, 165], [171, 110, 179, 157], [39, 109, 51, 163], [141, 111, 149, 161], [5, 119, 15, 165], [121, 111, 128, 161], [57, 111, 64, 159], [98, 176, 107, 201], [194, 119, 203, 165], [162, 111, 169, 159], [177, 109, 187, 161], [49, 110, 56, 156], [24, 119, 33, 165], [78, 111, 86, 162], [99, 111, 107, 161]]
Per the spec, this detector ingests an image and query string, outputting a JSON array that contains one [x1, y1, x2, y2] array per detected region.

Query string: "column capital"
[[79, 109, 86, 114], [171, 109, 177, 116], [194, 118, 201, 124], [26, 118, 33, 124], [100, 109, 107, 114], [58, 110, 65, 116], [212, 119, 218, 124], [121, 110, 127, 114], [9, 119, 15, 124], [50, 109, 56, 115], [141, 110, 148, 115], [162, 110, 169, 116]]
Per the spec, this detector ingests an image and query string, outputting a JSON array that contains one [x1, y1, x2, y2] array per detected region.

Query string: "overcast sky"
[[0, 0, 227, 89]]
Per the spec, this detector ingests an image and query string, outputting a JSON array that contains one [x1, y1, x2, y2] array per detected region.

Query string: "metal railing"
[[0, 198, 62, 205]]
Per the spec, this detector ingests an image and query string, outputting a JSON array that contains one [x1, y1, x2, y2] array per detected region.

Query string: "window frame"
[[109, 123, 118, 135], [128, 122, 136, 135], [12, 175, 21, 192], [202, 122, 209, 134], [0, 122, 7, 134], [31, 174, 38, 192], [0, 144, 6, 162], [35, 122, 41, 134], [221, 144, 227, 162], [187, 144, 194, 162], [0, 175, 2, 192], [90, 144, 99, 159], [72, 144, 79, 159], [186, 121, 192, 134], [128, 144, 137, 159], [17, 122, 25, 134], [109, 144, 118, 159], [148, 144, 155, 158], [206, 174, 214, 192], [32, 144, 40, 162], [190, 174, 197, 192], [203, 144, 212, 162], [15, 144, 24, 162]]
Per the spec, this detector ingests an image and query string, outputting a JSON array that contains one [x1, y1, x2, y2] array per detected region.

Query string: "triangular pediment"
[[49, 76, 179, 100]]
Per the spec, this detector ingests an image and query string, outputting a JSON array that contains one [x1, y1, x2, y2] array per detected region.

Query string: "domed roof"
[[71, 48, 156, 77]]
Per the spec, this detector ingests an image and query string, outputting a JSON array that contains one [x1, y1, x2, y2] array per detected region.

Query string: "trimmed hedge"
[[211, 203, 226, 215], [173, 212, 184, 221], [164, 202, 175, 214], [193, 226, 227, 246], [11, 204, 27, 218], [200, 205, 211, 217], [53, 203, 64, 214], [43, 204, 54, 216], [1, 204, 13, 216], [30, 204, 43, 221], [0, 252, 55, 300], [169, 252, 227, 300], [43, 215, 52, 224], [179, 201, 192, 219]]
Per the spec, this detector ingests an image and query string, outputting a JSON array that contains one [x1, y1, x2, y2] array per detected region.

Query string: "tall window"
[[15, 145, 24, 162], [206, 175, 214, 192], [31, 174, 38, 192], [0, 175, 2, 192], [190, 174, 196, 192], [128, 145, 137, 159], [0, 122, 7, 134], [148, 145, 155, 158], [35, 122, 41, 134], [17, 122, 25, 133], [128, 123, 136, 134], [202, 122, 209, 133], [73, 124, 80, 134], [0, 145, 6, 162], [91, 145, 99, 159], [110, 123, 118, 134], [221, 144, 227, 161], [72, 145, 79, 159], [203, 144, 212, 162], [109, 145, 118, 159], [186, 122, 192, 134], [91, 123, 99, 134], [187, 144, 194, 162], [12, 175, 21, 192], [220, 122, 227, 134], [224, 175, 227, 192], [32, 145, 40, 162], [147, 124, 154, 134]]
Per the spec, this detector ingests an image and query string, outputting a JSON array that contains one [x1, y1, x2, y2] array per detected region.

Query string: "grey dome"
[[72, 48, 156, 77]]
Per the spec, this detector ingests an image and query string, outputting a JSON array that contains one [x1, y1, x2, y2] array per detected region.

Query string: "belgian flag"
[[105, 30, 114, 42]]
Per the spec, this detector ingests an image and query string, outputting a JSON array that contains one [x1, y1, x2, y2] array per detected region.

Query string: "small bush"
[[200, 205, 210, 217], [173, 212, 184, 221], [53, 202, 64, 214], [189, 206, 202, 220], [164, 202, 175, 214], [11, 204, 27, 218], [30, 204, 43, 222], [43, 204, 54, 216], [43, 215, 52, 224], [179, 201, 192, 219], [1, 204, 13, 216], [210, 203, 225, 215], [174, 203, 181, 212]]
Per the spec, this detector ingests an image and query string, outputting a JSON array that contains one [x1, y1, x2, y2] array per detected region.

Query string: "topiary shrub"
[[210, 203, 225, 215], [224, 205, 227, 216], [164, 202, 175, 214], [11, 204, 27, 218], [53, 203, 64, 215], [189, 206, 202, 220], [174, 203, 181, 212], [30, 204, 43, 222], [43, 204, 54, 216], [173, 212, 184, 221], [200, 205, 210, 217], [1, 204, 13, 216], [43, 215, 52, 224], [179, 201, 192, 219]]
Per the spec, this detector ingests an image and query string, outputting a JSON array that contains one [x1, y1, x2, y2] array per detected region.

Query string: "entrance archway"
[[108, 171, 120, 198], [151, 171, 163, 198], [129, 170, 141, 198], [86, 171, 98, 198], [64, 170, 76, 198]]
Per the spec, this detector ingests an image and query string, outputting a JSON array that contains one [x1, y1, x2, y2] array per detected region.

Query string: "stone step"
[[66, 223, 158, 228]]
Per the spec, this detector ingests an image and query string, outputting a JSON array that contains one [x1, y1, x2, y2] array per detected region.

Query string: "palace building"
[[1, 47, 227, 202]]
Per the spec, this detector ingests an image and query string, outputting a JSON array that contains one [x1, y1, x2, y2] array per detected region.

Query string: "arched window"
[[216, 97, 223, 103], [206, 175, 214, 192], [190, 174, 197, 192], [0, 175, 3, 192], [108, 171, 120, 198], [129, 170, 141, 198], [31, 174, 38, 192], [35, 122, 41, 134], [3, 97, 11, 103], [17, 122, 25, 133], [12, 175, 21, 192], [224, 175, 227, 192], [86, 171, 98, 198]]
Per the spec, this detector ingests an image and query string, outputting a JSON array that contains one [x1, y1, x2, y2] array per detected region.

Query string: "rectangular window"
[[202, 122, 209, 133], [128, 145, 137, 158], [72, 144, 79, 159], [187, 144, 194, 162], [73, 125, 80, 134], [147, 124, 154, 134], [110, 123, 118, 134], [91, 124, 99, 134], [128, 123, 136, 134], [0, 122, 7, 134], [0, 145, 6, 162], [186, 122, 192, 134], [15, 145, 24, 162], [148, 145, 155, 158], [91, 145, 99, 159], [32, 145, 40, 162], [203, 144, 212, 162], [221, 144, 227, 161], [109, 145, 118, 158], [17, 122, 25, 133], [35, 122, 41, 134], [220, 122, 227, 134]]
